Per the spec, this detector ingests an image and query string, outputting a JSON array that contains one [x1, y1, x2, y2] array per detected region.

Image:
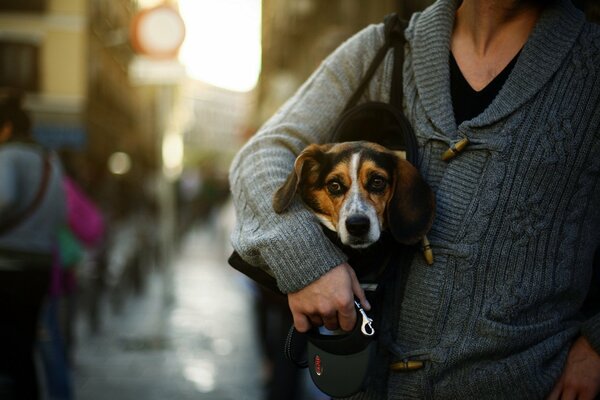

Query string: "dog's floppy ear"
[[272, 144, 329, 214], [386, 158, 435, 244]]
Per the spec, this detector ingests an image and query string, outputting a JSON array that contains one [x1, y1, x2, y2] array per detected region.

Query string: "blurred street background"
[[0, 0, 598, 399]]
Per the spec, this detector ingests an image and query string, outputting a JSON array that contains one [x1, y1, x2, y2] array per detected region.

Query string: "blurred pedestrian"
[[57, 174, 105, 353], [38, 174, 105, 400], [0, 90, 67, 400]]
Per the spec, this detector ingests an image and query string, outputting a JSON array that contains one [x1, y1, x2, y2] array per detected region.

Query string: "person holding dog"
[[229, 0, 600, 398], [0, 91, 66, 400]]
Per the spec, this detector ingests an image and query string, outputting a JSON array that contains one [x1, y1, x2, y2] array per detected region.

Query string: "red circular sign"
[[130, 5, 186, 59]]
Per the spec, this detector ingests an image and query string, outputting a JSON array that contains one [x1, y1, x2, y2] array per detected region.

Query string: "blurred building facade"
[[85, 0, 187, 304], [86, 0, 164, 215], [0, 0, 87, 149], [0, 0, 184, 215]]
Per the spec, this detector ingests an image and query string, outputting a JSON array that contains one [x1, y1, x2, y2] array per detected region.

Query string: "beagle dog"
[[273, 141, 435, 263]]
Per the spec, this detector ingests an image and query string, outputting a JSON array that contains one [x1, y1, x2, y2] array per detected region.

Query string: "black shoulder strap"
[[388, 15, 407, 110], [342, 13, 408, 113], [0, 151, 51, 235]]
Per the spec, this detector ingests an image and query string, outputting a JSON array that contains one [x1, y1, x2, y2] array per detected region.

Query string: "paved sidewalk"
[[73, 224, 264, 400]]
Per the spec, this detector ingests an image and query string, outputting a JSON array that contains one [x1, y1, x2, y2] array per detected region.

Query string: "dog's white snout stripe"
[[346, 153, 363, 214], [338, 153, 381, 248]]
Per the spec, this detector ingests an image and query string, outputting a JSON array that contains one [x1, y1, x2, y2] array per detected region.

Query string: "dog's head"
[[273, 141, 435, 249]]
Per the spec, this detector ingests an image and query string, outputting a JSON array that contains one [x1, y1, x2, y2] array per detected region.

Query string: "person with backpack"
[[229, 0, 600, 398], [0, 90, 67, 400]]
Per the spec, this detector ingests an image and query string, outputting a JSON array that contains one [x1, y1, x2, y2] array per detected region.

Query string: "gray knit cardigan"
[[229, 0, 600, 398]]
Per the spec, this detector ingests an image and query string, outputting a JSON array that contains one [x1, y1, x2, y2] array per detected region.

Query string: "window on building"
[[0, 41, 40, 92]]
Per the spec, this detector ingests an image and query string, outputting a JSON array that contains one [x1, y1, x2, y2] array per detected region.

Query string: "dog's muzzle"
[[345, 214, 370, 237], [341, 213, 380, 248]]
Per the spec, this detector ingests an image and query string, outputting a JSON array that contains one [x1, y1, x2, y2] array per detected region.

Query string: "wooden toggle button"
[[390, 359, 425, 371], [442, 137, 470, 161], [421, 236, 434, 265]]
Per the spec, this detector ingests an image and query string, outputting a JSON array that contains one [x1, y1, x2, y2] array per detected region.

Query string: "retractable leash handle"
[[284, 300, 376, 369], [303, 300, 379, 399]]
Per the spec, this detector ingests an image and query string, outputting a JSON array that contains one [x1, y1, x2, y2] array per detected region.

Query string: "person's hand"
[[547, 336, 600, 400], [287, 263, 370, 333]]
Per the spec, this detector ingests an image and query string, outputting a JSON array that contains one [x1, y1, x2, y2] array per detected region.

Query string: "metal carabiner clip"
[[354, 300, 375, 336]]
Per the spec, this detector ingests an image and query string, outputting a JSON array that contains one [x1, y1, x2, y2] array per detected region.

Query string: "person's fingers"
[[349, 266, 370, 310], [546, 379, 562, 400], [322, 313, 339, 331], [559, 387, 576, 400], [292, 311, 312, 333], [337, 295, 357, 331], [548, 336, 600, 400], [309, 315, 324, 328]]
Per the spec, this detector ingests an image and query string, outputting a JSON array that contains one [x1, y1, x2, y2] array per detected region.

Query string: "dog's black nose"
[[345, 215, 370, 236]]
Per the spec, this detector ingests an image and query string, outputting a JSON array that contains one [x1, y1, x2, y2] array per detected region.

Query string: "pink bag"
[[63, 176, 105, 246]]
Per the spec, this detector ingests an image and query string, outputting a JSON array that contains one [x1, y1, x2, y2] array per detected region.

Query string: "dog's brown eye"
[[368, 176, 387, 193], [326, 180, 345, 196]]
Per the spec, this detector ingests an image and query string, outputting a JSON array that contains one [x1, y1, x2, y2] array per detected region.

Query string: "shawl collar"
[[407, 0, 586, 135]]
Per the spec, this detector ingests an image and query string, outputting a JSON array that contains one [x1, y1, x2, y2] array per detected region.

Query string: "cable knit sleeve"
[[228, 23, 388, 293]]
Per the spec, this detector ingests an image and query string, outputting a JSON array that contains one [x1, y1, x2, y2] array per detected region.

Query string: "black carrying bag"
[[228, 13, 416, 398]]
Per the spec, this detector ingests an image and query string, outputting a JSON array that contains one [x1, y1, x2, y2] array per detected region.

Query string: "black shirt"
[[450, 51, 520, 125]]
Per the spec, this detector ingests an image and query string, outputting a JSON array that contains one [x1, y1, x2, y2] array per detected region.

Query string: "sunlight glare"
[[178, 0, 261, 92]]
